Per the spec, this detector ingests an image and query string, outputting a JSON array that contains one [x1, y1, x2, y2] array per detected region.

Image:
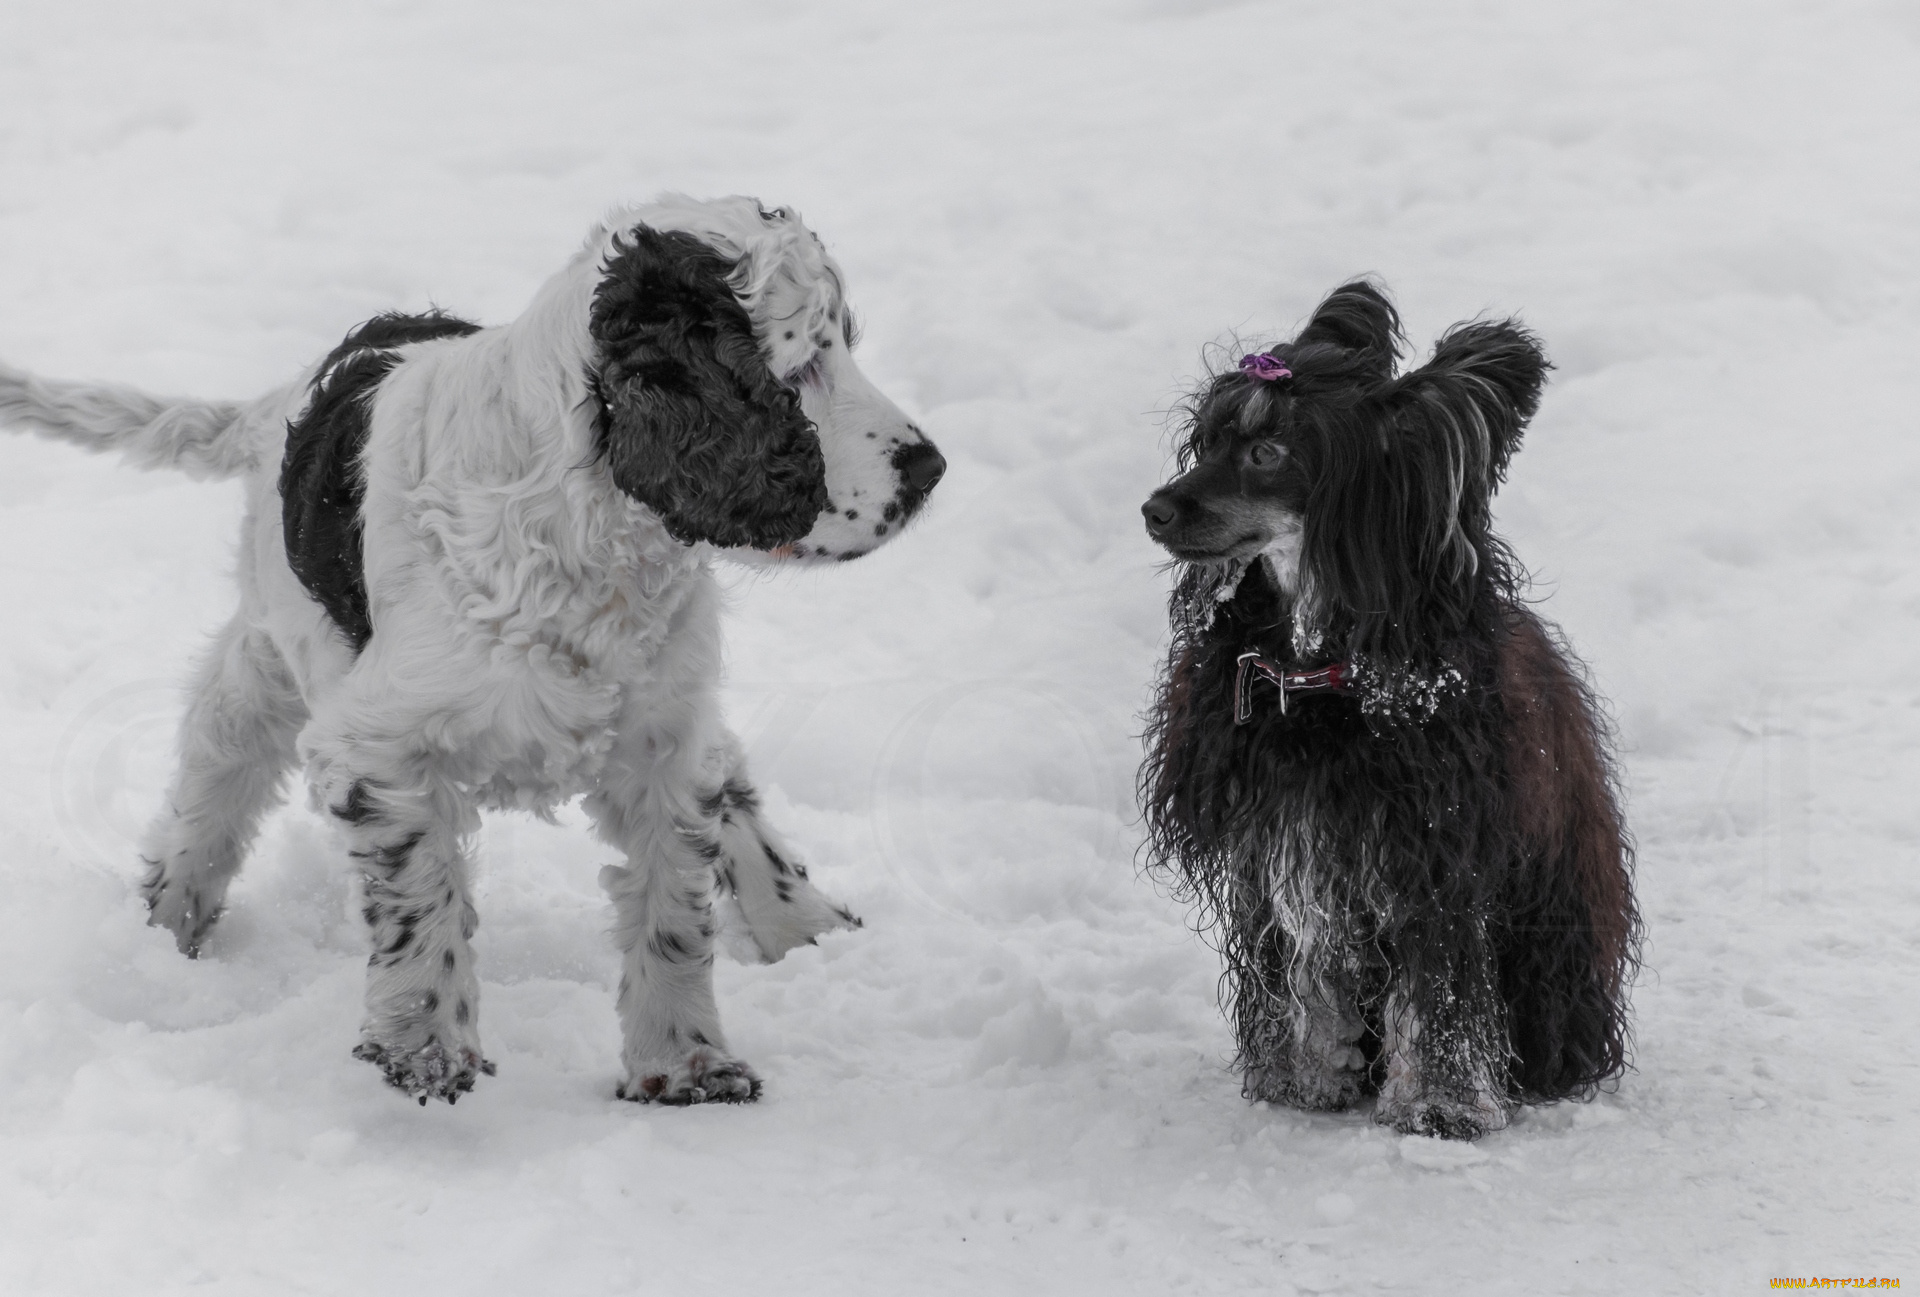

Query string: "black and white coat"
[[0, 195, 945, 1104]]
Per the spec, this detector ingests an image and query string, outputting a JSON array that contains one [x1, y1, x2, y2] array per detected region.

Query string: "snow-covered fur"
[[0, 195, 945, 1106], [1139, 282, 1638, 1139]]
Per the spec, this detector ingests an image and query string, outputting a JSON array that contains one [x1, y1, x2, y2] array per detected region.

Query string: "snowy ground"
[[2, 1, 1917, 1292]]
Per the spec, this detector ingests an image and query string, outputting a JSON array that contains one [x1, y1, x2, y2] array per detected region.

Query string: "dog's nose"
[[897, 441, 946, 493], [1142, 489, 1180, 537]]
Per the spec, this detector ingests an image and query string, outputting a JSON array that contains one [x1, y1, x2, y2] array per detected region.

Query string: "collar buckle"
[[1233, 650, 1351, 725]]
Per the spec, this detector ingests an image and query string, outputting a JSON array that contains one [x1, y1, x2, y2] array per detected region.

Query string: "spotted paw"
[[353, 1038, 497, 1105], [616, 1048, 761, 1105]]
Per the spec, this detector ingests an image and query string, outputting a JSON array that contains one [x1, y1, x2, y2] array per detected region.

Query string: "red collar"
[[1233, 650, 1352, 724]]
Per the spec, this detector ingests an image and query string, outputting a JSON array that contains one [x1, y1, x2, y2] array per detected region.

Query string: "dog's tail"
[[0, 358, 252, 480]]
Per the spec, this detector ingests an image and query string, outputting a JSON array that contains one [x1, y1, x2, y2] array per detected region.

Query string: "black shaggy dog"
[[1139, 281, 1639, 1139]]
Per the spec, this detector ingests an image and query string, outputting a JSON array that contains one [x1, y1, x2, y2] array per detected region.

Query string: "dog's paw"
[[1243, 1012, 1369, 1112], [616, 1048, 761, 1106], [734, 882, 862, 964], [1375, 1090, 1507, 1141], [353, 1038, 497, 1105], [770, 890, 862, 959], [1244, 1058, 1367, 1112], [140, 858, 222, 958]]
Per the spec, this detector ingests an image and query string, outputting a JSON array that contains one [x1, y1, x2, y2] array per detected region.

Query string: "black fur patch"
[[588, 226, 827, 549], [331, 780, 382, 825], [279, 311, 481, 651], [349, 830, 424, 873], [647, 930, 694, 963]]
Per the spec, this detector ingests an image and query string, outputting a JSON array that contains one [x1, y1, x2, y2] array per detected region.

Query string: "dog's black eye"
[[842, 308, 861, 351], [1247, 441, 1286, 469]]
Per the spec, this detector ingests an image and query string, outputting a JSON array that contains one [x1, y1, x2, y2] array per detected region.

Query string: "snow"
[[2, 0, 1917, 1291]]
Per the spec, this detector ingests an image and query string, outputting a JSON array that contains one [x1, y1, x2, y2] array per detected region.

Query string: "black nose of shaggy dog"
[[897, 441, 946, 493], [1142, 489, 1180, 538]]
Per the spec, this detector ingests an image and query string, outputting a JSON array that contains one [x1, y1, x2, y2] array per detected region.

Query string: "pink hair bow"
[[1239, 353, 1292, 382]]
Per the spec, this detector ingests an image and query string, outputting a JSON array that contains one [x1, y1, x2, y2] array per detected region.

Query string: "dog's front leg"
[[1234, 904, 1368, 1111], [1242, 983, 1369, 1112], [708, 740, 861, 962], [587, 739, 759, 1106], [317, 762, 492, 1104], [1374, 986, 1509, 1140]]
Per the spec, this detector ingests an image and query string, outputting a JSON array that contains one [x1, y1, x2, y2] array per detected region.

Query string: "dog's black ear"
[[588, 225, 827, 549], [1291, 280, 1403, 374], [1395, 318, 1549, 484], [1300, 319, 1546, 657]]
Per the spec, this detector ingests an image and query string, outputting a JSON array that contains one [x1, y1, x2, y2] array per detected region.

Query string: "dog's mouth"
[[1158, 531, 1270, 566], [1145, 487, 1300, 567], [749, 477, 938, 568]]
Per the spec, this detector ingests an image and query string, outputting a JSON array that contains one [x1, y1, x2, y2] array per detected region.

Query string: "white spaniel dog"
[[0, 195, 945, 1104]]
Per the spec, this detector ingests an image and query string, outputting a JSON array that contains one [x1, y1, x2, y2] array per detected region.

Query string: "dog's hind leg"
[[706, 742, 860, 963], [140, 614, 307, 956]]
